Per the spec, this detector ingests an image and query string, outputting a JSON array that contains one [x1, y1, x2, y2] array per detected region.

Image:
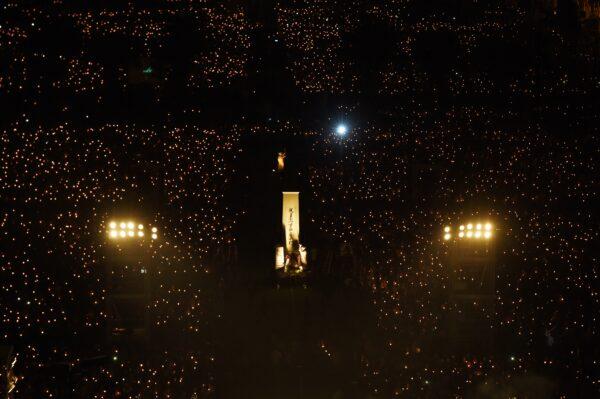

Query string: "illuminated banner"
[[282, 192, 300, 253]]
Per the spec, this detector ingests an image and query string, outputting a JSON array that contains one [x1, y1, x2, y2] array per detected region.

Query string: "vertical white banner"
[[282, 192, 300, 253], [275, 246, 285, 269]]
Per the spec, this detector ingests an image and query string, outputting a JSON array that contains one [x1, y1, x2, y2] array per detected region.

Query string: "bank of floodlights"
[[443, 222, 493, 241], [107, 220, 158, 241]]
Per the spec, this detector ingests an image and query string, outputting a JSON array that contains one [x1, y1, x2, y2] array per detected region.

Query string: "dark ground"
[[216, 282, 372, 399]]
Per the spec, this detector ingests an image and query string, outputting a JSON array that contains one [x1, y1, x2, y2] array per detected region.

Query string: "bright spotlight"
[[336, 124, 348, 135], [106, 219, 157, 241], [444, 221, 495, 242]]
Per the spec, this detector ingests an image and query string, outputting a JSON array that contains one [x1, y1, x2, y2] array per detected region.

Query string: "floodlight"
[[106, 219, 158, 241], [443, 221, 495, 241]]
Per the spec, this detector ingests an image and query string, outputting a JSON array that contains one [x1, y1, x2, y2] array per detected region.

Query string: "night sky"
[[1, 1, 600, 398]]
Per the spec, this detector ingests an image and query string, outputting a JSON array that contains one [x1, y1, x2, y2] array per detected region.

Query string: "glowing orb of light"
[[336, 124, 348, 136]]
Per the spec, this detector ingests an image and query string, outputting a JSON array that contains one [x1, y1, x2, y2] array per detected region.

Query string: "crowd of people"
[[1, 122, 238, 397], [307, 107, 598, 396], [1, 0, 600, 397]]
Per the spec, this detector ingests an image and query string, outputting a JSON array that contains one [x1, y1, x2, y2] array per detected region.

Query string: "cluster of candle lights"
[[2, 0, 600, 397]]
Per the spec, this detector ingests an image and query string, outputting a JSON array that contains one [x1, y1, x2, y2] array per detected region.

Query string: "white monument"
[[275, 192, 307, 273]]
